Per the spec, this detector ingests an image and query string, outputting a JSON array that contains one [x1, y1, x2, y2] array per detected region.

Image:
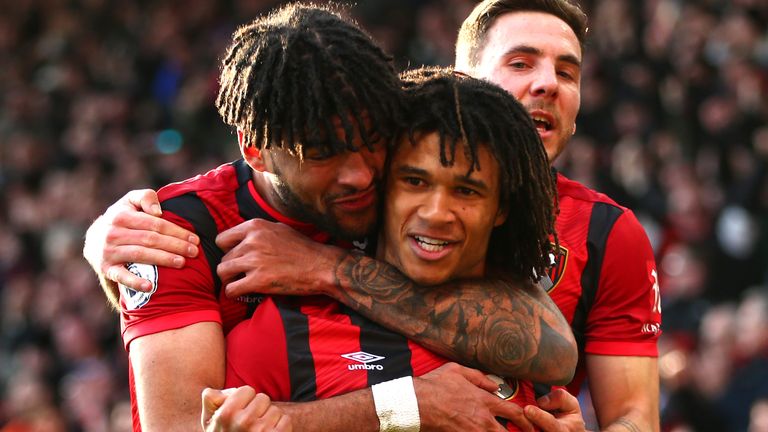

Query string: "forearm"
[[328, 251, 576, 383], [276, 389, 378, 432], [601, 410, 657, 432], [588, 356, 660, 432]]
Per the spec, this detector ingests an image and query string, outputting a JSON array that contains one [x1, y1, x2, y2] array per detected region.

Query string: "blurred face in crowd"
[[379, 131, 507, 285], [243, 119, 386, 241], [471, 11, 582, 162]]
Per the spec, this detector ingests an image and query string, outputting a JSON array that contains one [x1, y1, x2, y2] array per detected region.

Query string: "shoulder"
[[157, 160, 247, 202], [556, 172, 651, 256], [556, 172, 625, 212]]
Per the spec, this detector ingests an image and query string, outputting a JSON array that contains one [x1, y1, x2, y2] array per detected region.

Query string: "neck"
[[251, 170, 292, 217]]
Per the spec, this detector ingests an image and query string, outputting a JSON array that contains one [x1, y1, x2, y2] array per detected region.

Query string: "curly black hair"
[[399, 67, 558, 281], [216, 2, 404, 158]]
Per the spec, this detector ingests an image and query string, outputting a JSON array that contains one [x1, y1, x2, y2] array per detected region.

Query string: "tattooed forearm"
[[330, 251, 577, 384], [608, 418, 642, 432]]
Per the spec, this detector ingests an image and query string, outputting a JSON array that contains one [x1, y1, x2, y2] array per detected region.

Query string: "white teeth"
[[531, 115, 551, 129], [414, 235, 449, 252]]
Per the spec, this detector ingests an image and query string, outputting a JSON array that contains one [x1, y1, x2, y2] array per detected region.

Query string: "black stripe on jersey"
[[276, 298, 318, 401], [162, 193, 224, 297], [572, 202, 623, 351], [233, 159, 274, 315], [233, 159, 277, 222], [344, 306, 413, 386]]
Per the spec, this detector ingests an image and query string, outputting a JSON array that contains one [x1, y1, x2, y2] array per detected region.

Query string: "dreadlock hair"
[[216, 2, 404, 158], [399, 67, 558, 282], [455, 0, 588, 72]]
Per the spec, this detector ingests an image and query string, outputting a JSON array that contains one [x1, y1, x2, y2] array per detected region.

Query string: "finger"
[[105, 264, 148, 290], [214, 386, 258, 425], [216, 221, 253, 252], [107, 227, 198, 262], [492, 400, 534, 432], [243, 392, 273, 421], [252, 403, 283, 428], [111, 212, 200, 249], [222, 277, 256, 299], [125, 189, 163, 217], [103, 248, 187, 274], [201, 388, 228, 428], [524, 405, 560, 431], [537, 389, 580, 413], [452, 364, 499, 393], [217, 253, 252, 284], [107, 265, 154, 292], [275, 413, 292, 432]]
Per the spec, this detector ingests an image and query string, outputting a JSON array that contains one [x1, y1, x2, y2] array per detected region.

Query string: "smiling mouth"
[[413, 235, 451, 252], [531, 115, 553, 131]]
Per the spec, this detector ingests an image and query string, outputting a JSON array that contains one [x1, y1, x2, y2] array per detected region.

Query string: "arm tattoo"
[[330, 251, 576, 381], [612, 418, 641, 432]]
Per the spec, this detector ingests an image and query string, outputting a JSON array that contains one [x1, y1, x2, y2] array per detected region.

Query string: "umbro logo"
[[341, 351, 385, 371]]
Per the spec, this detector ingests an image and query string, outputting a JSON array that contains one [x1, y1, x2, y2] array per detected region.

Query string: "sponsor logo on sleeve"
[[119, 263, 158, 310], [641, 263, 662, 335]]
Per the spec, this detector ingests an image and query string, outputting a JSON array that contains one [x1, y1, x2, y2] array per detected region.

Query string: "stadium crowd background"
[[0, 0, 766, 431]]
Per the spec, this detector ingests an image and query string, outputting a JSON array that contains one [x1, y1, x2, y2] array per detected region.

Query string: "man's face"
[[261, 124, 386, 241], [380, 132, 507, 286], [472, 11, 582, 162]]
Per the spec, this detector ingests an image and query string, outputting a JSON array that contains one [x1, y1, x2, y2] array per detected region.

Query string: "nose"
[[530, 61, 559, 98], [417, 189, 457, 225], [336, 148, 380, 190]]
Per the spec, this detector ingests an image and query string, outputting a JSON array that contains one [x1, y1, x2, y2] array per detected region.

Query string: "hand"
[[202, 387, 292, 432], [216, 219, 344, 298], [415, 362, 535, 432], [83, 189, 199, 291], [523, 388, 588, 432]]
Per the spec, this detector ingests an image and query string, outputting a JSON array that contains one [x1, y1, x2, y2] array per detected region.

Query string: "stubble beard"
[[271, 177, 380, 242]]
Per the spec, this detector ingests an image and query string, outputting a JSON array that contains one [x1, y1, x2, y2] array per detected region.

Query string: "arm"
[[585, 355, 659, 432], [578, 211, 661, 431], [203, 363, 535, 432], [217, 219, 577, 384], [325, 252, 576, 385], [83, 189, 199, 308], [131, 321, 225, 431]]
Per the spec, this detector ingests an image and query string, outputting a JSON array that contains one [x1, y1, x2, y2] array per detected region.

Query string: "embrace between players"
[[85, 1, 661, 431]]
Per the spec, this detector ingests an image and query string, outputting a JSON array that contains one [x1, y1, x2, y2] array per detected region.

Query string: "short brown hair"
[[455, 0, 588, 70]]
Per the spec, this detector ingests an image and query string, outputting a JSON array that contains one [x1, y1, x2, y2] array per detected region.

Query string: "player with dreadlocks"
[[207, 67, 560, 431], [111, 3, 406, 431], [395, 67, 557, 281]]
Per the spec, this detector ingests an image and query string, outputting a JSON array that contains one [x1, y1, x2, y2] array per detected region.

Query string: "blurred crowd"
[[0, 0, 765, 431]]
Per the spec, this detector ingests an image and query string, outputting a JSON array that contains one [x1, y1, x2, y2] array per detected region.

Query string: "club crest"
[[546, 244, 568, 292]]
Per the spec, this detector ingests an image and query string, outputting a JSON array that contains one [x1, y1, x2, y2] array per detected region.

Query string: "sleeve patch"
[[120, 263, 159, 310]]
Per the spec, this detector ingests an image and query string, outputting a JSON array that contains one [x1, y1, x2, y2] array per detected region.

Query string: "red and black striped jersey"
[[546, 172, 662, 395], [225, 295, 538, 431], [119, 159, 369, 432]]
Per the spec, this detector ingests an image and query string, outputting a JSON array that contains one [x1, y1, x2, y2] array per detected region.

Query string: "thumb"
[[524, 405, 559, 431], [201, 387, 228, 426], [537, 388, 578, 412], [126, 189, 162, 216]]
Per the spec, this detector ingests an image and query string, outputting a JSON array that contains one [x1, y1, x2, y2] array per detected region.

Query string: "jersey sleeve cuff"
[[584, 339, 659, 357], [122, 309, 222, 351]]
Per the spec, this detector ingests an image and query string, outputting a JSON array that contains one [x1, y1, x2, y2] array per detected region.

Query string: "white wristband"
[[371, 376, 421, 432]]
